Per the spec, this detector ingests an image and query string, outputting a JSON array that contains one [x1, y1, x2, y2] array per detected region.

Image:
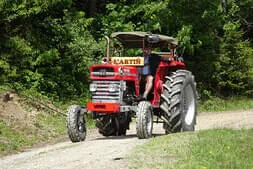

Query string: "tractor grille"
[[91, 81, 121, 103]]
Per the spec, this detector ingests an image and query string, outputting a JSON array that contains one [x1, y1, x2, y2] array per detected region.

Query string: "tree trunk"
[[221, 0, 227, 13]]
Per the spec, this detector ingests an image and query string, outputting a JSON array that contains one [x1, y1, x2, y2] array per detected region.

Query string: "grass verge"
[[129, 129, 253, 169], [0, 113, 66, 155], [0, 86, 96, 155], [198, 96, 253, 112], [0, 120, 36, 152], [0, 108, 95, 155]]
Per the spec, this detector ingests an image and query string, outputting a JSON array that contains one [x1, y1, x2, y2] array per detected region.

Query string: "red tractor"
[[66, 32, 197, 142]]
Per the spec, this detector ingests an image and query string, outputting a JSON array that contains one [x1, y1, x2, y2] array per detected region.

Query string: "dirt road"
[[0, 110, 252, 169]]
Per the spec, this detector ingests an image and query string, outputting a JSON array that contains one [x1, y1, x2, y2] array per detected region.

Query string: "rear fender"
[[152, 60, 186, 107]]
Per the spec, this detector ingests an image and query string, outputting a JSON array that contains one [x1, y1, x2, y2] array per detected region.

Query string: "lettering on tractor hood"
[[111, 57, 144, 66]]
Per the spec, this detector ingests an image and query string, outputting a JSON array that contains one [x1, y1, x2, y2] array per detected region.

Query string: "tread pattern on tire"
[[160, 70, 197, 134], [97, 114, 131, 137], [66, 105, 86, 142], [136, 101, 153, 139], [97, 116, 116, 136]]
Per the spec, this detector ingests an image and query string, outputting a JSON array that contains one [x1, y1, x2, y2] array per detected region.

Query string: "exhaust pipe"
[[105, 36, 110, 62]]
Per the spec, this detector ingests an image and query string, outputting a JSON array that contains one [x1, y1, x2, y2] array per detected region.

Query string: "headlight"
[[121, 81, 126, 91], [108, 83, 118, 92], [89, 83, 97, 92]]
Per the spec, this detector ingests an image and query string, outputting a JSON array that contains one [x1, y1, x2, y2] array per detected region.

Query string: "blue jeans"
[[143, 57, 150, 75]]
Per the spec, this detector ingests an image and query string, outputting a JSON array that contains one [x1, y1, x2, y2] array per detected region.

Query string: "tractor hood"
[[89, 64, 139, 81]]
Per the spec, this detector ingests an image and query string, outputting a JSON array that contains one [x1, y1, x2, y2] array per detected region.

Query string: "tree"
[[214, 1, 253, 96], [0, 0, 101, 99], [1, 0, 252, 100]]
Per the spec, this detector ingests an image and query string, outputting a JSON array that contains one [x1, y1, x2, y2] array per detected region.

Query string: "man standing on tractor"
[[141, 45, 153, 100], [140, 41, 179, 100]]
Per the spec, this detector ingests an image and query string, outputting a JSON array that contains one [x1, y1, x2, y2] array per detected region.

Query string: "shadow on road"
[[93, 133, 165, 141], [93, 134, 137, 140]]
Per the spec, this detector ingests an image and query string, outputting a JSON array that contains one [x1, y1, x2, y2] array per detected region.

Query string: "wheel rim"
[[146, 107, 153, 134], [183, 85, 195, 125], [77, 112, 85, 133]]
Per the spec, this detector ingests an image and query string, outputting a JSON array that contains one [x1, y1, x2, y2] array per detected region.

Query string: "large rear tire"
[[96, 114, 131, 137], [160, 70, 197, 133], [136, 101, 153, 139], [66, 105, 86, 142], [96, 116, 117, 136]]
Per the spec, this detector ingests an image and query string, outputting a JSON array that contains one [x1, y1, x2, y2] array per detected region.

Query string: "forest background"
[[0, 0, 252, 104]]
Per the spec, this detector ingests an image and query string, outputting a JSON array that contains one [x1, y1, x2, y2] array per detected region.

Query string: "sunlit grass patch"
[[0, 120, 36, 152], [129, 129, 253, 169], [199, 96, 253, 112]]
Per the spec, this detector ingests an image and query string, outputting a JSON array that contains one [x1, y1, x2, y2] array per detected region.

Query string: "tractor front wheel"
[[136, 101, 153, 139], [66, 105, 87, 142]]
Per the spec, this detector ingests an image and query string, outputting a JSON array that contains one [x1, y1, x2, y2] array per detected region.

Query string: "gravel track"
[[1, 109, 252, 169]]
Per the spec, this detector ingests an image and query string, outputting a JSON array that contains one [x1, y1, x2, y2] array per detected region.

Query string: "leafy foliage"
[[213, 1, 253, 96], [0, 0, 252, 100], [0, 0, 101, 100]]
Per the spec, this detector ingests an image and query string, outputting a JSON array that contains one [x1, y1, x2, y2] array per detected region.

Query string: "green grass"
[[0, 112, 66, 154], [129, 129, 253, 169], [0, 120, 36, 152], [21, 88, 96, 129], [199, 96, 253, 112], [85, 113, 96, 129], [0, 111, 95, 154], [0, 85, 11, 95], [35, 113, 66, 138], [0, 89, 95, 154], [0, 104, 96, 154]]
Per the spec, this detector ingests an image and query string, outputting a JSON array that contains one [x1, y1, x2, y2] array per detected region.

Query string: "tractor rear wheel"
[[66, 105, 86, 142], [96, 114, 131, 137], [136, 101, 153, 139], [160, 70, 197, 133], [97, 116, 117, 136]]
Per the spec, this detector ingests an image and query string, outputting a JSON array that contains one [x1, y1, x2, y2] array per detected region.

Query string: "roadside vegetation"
[[199, 96, 253, 112], [129, 129, 253, 169], [0, 84, 251, 155], [0, 87, 95, 155], [0, 88, 65, 155], [0, 0, 252, 157], [0, 113, 65, 154]]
